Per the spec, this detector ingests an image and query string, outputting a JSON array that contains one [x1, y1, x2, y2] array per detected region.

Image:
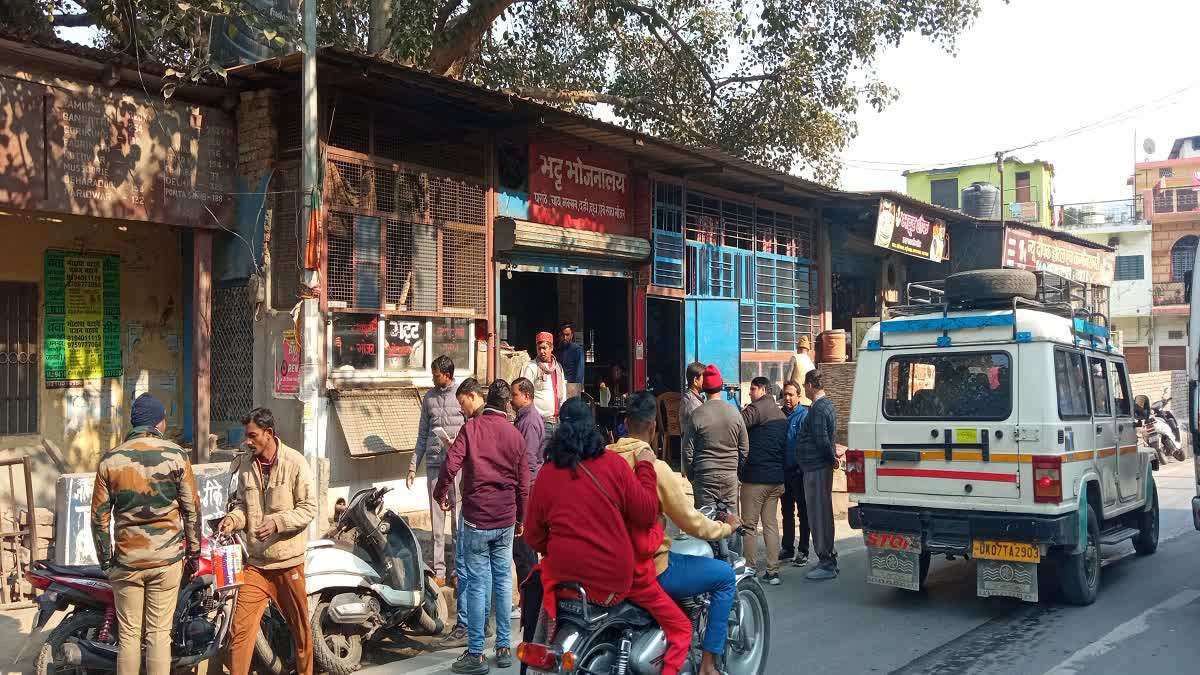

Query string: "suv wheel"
[[1059, 505, 1101, 606], [1133, 487, 1160, 555]]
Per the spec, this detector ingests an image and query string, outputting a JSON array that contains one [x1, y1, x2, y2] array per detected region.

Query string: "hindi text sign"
[[874, 198, 950, 262], [1002, 225, 1115, 286], [529, 140, 631, 235]]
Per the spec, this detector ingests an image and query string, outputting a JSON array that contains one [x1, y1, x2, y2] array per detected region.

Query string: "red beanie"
[[701, 364, 723, 392]]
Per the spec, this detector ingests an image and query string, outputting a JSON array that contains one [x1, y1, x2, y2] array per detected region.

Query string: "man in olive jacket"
[[221, 407, 317, 675]]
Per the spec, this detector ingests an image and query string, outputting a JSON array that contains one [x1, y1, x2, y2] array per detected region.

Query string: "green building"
[[904, 158, 1055, 227]]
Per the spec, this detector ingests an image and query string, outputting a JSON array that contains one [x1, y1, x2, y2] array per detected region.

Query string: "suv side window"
[[1054, 350, 1091, 419], [1108, 361, 1132, 417], [1089, 356, 1112, 417]]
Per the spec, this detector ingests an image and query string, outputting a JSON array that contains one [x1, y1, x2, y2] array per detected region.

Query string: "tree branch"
[[434, 0, 463, 33], [509, 86, 717, 148], [425, 0, 530, 76], [609, 0, 717, 95], [715, 73, 781, 89], [52, 12, 98, 27]]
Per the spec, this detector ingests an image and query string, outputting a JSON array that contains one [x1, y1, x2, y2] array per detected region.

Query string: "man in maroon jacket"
[[435, 379, 529, 674]]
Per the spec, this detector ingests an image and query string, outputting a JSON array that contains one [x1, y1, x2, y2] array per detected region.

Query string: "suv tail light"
[[846, 450, 866, 494], [1032, 455, 1063, 503]]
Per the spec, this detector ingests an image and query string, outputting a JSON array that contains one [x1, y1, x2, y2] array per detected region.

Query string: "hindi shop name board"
[[1002, 225, 1116, 287], [529, 140, 631, 236], [42, 82, 235, 226], [874, 198, 950, 263], [43, 251, 121, 387]]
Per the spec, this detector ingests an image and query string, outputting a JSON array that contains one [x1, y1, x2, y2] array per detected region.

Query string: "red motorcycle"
[[22, 534, 280, 675]]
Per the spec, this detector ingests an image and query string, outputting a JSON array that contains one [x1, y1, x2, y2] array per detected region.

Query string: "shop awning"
[[331, 387, 425, 457], [494, 217, 651, 263]]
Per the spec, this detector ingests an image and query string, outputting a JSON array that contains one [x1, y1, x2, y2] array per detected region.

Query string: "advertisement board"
[[873, 198, 949, 262]]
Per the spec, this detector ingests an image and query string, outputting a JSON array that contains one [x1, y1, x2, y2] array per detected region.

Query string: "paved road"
[[358, 461, 1200, 675]]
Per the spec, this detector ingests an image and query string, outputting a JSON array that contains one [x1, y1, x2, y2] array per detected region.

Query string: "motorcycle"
[[295, 486, 448, 675], [23, 527, 262, 675], [1135, 392, 1184, 466], [518, 503, 770, 675]]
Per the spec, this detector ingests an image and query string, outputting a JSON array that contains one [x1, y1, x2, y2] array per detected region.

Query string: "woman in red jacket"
[[523, 398, 660, 620]]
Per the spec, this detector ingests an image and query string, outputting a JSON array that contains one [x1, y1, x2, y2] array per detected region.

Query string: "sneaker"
[[805, 566, 839, 580], [762, 572, 781, 586], [495, 647, 513, 668], [510, 606, 522, 620], [452, 651, 490, 674], [437, 624, 470, 649], [778, 549, 795, 562], [793, 553, 810, 567]]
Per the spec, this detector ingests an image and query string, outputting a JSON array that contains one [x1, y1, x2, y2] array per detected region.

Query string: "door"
[[1054, 350, 1096, 501], [1109, 361, 1141, 502], [1160, 346, 1186, 371], [1087, 356, 1118, 508], [685, 298, 741, 405], [1124, 346, 1149, 374], [1015, 171, 1031, 204]]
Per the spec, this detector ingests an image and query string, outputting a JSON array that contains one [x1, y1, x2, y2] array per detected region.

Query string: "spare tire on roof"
[[944, 269, 1037, 303]]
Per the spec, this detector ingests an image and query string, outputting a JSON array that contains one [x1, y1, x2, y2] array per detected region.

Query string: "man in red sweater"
[[435, 379, 529, 674]]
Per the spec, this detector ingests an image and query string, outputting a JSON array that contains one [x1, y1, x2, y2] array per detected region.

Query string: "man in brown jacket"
[[221, 407, 317, 675]]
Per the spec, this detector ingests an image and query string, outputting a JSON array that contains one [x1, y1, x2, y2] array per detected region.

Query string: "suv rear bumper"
[[849, 504, 1078, 553]]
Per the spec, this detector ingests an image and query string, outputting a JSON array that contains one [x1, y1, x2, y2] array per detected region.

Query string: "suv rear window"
[[883, 352, 1012, 420]]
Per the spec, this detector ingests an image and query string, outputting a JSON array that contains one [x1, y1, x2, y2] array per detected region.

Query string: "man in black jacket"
[[739, 377, 789, 586], [797, 370, 839, 580]]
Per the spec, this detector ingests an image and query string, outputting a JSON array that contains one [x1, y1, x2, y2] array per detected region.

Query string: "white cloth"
[[787, 352, 816, 405], [520, 359, 566, 420]]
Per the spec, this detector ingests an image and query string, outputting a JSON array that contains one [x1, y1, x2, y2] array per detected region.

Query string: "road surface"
[[356, 461, 1200, 674]]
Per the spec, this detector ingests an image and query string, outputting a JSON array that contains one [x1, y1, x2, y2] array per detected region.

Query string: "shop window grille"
[[653, 183, 685, 288], [0, 283, 38, 435], [327, 96, 370, 155], [740, 305, 756, 349], [211, 284, 254, 424], [327, 212, 355, 307], [270, 160, 301, 310]]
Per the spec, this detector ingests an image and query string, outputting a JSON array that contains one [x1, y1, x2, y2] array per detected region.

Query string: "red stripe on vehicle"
[[876, 467, 1018, 483]]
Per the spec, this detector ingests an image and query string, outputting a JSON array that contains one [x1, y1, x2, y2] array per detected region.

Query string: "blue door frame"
[[684, 298, 741, 406]]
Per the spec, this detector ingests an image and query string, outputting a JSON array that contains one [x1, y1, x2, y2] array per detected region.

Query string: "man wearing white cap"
[[786, 335, 816, 406], [520, 331, 567, 437]]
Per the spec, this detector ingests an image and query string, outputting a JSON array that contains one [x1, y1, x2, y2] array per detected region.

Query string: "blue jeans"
[[657, 551, 736, 654], [454, 509, 468, 626], [461, 524, 514, 654]]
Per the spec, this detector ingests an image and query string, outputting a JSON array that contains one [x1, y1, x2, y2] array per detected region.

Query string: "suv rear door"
[[875, 349, 1020, 501]]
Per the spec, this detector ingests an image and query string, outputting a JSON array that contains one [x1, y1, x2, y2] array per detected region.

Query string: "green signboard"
[[44, 251, 121, 387]]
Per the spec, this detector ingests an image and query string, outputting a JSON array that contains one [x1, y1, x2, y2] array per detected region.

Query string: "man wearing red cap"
[[520, 331, 567, 437], [681, 365, 749, 513]]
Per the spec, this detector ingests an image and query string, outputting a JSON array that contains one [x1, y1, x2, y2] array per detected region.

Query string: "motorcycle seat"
[[36, 562, 108, 579], [557, 598, 654, 628]]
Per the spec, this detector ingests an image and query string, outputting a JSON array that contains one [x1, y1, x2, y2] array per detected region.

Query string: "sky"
[[835, 0, 1200, 205]]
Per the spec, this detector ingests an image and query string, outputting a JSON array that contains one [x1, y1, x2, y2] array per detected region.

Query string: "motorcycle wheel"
[[312, 596, 365, 675], [1165, 435, 1186, 462], [253, 601, 296, 675], [723, 578, 770, 675], [34, 611, 107, 675]]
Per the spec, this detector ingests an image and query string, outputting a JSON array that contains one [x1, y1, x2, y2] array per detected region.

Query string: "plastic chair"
[[655, 392, 683, 459]]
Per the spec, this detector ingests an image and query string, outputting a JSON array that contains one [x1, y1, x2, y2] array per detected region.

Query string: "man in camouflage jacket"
[[91, 393, 201, 675]]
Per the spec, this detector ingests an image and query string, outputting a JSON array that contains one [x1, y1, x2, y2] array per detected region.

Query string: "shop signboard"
[[529, 139, 631, 235], [873, 198, 949, 263], [43, 251, 121, 388], [1002, 225, 1115, 286]]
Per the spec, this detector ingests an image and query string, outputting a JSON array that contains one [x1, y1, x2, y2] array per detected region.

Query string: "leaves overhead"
[[21, 0, 988, 183]]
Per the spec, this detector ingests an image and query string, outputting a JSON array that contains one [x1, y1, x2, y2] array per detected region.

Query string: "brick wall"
[[818, 361, 857, 445], [1151, 222, 1200, 283], [1130, 369, 1190, 454]]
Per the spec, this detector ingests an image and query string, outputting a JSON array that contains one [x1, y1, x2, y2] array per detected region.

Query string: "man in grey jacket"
[[796, 369, 839, 580], [682, 365, 749, 514], [406, 355, 467, 585]]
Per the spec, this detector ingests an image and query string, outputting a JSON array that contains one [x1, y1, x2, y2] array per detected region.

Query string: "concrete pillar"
[[192, 229, 213, 463]]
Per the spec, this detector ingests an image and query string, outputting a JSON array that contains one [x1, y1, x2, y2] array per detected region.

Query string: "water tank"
[[961, 182, 1001, 219]]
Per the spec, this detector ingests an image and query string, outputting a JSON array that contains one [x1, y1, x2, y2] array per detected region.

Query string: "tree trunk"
[[367, 0, 393, 53]]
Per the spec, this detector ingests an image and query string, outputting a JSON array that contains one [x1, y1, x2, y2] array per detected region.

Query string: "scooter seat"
[[36, 562, 108, 579]]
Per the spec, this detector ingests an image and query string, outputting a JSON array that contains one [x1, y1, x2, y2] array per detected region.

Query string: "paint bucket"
[[820, 330, 848, 363]]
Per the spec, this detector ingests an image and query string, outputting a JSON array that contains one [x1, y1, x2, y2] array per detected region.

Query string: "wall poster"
[[44, 251, 121, 388]]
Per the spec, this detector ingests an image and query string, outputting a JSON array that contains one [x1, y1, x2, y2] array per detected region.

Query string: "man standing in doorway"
[[682, 365, 748, 513], [91, 394, 201, 675], [779, 381, 810, 566], [786, 336, 816, 406], [222, 407, 317, 675], [797, 370, 839, 580], [406, 355, 467, 588], [521, 331, 567, 437], [555, 321, 585, 398], [680, 361, 706, 433]]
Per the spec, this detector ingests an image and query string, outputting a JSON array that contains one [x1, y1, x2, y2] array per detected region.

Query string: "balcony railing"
[[1153, 281, 1189, 306], [1058, 198, 1144, 230], [1151, 187, 1200, 215]]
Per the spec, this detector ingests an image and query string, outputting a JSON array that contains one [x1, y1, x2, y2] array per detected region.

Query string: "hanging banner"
[[274, 329, 301, 397], [874, 198, 949, 262], [528, 139, 631, 236], [44, 252, 121, 387], [1002, 225, 1115, 286]]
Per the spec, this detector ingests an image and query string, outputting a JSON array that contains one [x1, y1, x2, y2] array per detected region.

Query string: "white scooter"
[[1136, 392, 1185, 467]]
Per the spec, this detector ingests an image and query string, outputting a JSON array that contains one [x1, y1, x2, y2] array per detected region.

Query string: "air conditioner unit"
[[1108, 236, 1120, 247]]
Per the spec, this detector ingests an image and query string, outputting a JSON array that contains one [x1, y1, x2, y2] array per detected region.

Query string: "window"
[[1108, 361, 1131, 417], [384, 318, 427, 372], [1171, 235, 1197, 281], [652, 183, 685, 288], [331, 314, 473, 377], [1113, 255, 1144, 281], [430, 317, 473, 373], [929, 178, 959, 209], [1160, 167, 1175, 178], [0, 282, 38, 434], [1054, 350, 1091, 419], [883, 352, 1012, 420], [1089, 357, 1112, 417], [1015, 171, 1031, 204], [332, 313, 381, 372], [1169, 330, 1185, 340]]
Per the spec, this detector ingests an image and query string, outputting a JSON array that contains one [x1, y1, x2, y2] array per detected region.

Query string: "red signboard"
[[528, 140, 631, 235], [1002, 225, 1115, 286]]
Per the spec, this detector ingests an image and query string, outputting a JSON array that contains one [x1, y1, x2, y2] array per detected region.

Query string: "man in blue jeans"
[[435, 379, 529, 674]]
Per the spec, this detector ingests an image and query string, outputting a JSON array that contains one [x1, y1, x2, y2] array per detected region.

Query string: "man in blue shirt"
[[780, 381, 811, 567], [555, 321, 585, 394]]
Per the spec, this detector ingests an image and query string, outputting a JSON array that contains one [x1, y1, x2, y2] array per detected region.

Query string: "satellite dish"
[[1143, 138, 1157, 155]]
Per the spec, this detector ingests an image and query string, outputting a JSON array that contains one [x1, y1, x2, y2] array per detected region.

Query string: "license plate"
[[865, 531, 922, 591], [977, 559, 1038, 602], [972, 539, 1040, 563]]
